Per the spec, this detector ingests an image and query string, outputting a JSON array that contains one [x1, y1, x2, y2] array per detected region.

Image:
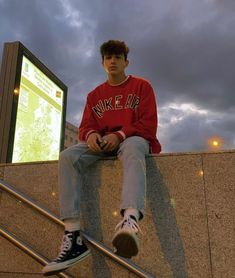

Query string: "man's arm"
[[102, 82, 158, 152], [115, 82, 158, 142], [78, 97, 102, 152], [78, 96, 100, 141]]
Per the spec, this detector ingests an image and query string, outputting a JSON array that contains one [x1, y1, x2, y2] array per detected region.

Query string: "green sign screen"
[[12, 56, 64, 162]]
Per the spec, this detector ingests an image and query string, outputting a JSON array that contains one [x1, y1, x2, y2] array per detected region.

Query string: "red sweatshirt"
[[78, 75, 161, 153]]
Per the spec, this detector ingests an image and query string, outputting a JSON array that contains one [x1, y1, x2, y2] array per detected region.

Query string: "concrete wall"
[[0, 150, 234, 278]]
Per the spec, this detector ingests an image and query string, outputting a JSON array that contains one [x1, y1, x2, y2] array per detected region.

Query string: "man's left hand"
[[101, 134, 120, 152]]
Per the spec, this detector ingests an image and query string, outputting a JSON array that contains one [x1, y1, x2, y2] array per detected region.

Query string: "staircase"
[[0, 151, 234, 277]]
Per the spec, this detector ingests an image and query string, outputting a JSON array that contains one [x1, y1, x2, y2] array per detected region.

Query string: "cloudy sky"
[[0, 0, 234, 153]]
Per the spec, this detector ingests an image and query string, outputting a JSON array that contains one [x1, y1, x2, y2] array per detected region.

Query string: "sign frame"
[[0, 41, 67, 163]]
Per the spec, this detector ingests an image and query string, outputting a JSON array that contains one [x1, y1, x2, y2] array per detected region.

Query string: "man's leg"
[[58, 142, 105, 220], [112, 136, 149, 258], [43, 142, 104, 276]]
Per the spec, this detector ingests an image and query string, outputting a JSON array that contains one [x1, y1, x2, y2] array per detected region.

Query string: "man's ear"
[[125, 59, 129, 67]]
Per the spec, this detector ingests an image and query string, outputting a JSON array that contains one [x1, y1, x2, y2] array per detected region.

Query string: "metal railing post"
[[0, 225, 73, 278], [0, 179, 155, 278]]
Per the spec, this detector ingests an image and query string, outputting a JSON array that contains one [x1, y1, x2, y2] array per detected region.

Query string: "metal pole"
[[0, 225, 73, 278], [0, 179, 155, 278]]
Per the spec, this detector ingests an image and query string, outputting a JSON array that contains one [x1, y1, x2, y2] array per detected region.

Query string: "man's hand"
[[101, 134, 120, 152], [87, 133, 103, 152]]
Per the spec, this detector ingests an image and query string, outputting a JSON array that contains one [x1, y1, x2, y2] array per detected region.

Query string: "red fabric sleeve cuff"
[[85, 130, 98, 140], [113, 131, 126, 142]]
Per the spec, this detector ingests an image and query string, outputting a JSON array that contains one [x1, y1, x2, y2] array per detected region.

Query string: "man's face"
[[102, 53, 129, 76]]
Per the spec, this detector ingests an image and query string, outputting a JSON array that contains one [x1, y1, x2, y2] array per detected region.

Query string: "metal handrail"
[[0, 225, 72, 278], [0, 179, 155, 278]]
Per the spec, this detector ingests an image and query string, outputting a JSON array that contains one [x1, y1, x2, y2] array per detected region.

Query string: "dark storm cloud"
[[129, 3, 235, 113], [80, 0, 235, 113], [158, 105, 235, 152], [0, 0, 234, 152], [0, 0, 103, 123]]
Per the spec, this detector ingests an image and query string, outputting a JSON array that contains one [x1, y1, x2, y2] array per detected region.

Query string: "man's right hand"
[[87, 133, 103, 152]]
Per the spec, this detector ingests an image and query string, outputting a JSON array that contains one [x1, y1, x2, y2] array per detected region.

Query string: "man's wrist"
[[86, 130, 99, 141], [113, 131, 125, 142]]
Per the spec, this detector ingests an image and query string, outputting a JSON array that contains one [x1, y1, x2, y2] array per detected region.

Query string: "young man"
[[42, 40, 161, 275]]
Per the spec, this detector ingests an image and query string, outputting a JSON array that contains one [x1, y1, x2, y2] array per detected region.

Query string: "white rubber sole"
[[42, 249, 91, 276]]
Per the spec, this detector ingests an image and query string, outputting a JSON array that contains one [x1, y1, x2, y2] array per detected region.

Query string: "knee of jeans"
[[59, 148, 77, 164], [119, 136, 149, 156]]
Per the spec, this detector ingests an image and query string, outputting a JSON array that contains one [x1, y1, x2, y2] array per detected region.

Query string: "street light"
[[208, 137, 223, 149]]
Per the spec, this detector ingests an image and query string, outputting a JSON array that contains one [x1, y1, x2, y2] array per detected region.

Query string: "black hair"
[[100, 40, 129, 61]]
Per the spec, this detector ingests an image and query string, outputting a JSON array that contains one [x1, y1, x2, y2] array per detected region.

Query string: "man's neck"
[[107, 73, 128, 86]]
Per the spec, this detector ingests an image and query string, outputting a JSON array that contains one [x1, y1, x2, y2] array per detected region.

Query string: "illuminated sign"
[[12, 56, 64, 162], [0, 42, 67, 163]]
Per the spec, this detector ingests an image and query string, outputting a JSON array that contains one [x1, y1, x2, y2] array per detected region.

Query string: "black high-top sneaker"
[[112, 215, 142, 258], [42, 230, 90, 276]]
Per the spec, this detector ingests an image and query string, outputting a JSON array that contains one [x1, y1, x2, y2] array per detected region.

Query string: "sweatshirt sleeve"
[[78, 96, 99, 141], [119, 82, 158, 141]]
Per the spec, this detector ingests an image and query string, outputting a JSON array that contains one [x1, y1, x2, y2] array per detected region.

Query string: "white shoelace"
[[115, 215, 143, 234], [56, 233, 72, 260]]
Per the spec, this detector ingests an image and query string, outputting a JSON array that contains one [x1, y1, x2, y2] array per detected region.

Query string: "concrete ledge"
[[0, 150, 234, 277]]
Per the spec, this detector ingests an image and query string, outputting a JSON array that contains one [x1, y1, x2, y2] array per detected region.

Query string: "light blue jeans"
[[58, 136, 149, 221]]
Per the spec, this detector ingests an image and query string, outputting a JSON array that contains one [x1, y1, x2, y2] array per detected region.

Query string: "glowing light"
[[170, 198, 175, 207], [212, 141, 218, 146], [52, 191, 56, 197], [208, 137, 223, 149], [112, 211, 118, 217], [199, 170, 204, 177], [14, 88, 19, 94]]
